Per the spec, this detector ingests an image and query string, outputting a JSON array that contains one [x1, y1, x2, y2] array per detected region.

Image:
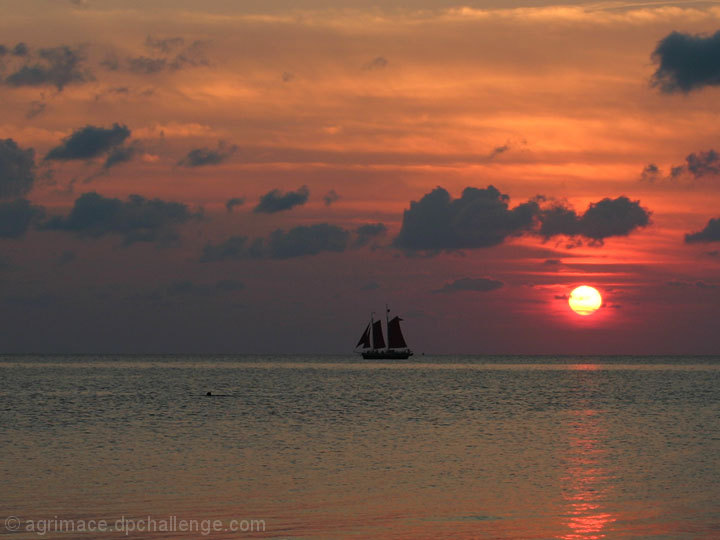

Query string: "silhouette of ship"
[[355, 306, 413, 359]]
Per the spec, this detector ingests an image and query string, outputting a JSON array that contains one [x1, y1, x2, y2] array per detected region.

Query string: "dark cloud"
[[45, 123, 130, 161], [685, 218, 720, 243], [215, 279, 245, 291], [265, 224, 349, 258], [103, 144, 138, 169], [12, 43, 28, 57], [42, 192, 199, 245], [56, 250, 76, 266], [25, 101, 46, 119], [394, 186, 650, 252], [641, 150, 720, 183], [167, 279, 244, 296], [145, 36, 185, 54], [225, 197, 245, 212], [489, 144, 509, 159], [640, 163, 660, 182], [201, 235, 253, 261], [178, 143, 237, 167], [667, 279, 717, 289], [100, 54, 120, 71], [671, 149, 720, 179], [651, 30, 720, 93], [128, 56, 167, 74], [0, 139, 36, 199], [393, 185, 539, 251], [363, 57, 388, 70], [685, 150, 720, 177], [202, 223, 349, 261], [355, 222, 387, 246], [5, 45, 89, 90], [543, 259, 562, 265], [323, 189, 340, 206], [434, 277, 504, 294], [360, 281, 380, 291], [127, 38, 209, 75], [539, 196, 650, 244], [254, 185, 309, 214], [0, 198, 45, 238]]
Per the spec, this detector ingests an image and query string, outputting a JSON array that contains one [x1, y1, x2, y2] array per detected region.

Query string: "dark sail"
[[387, 316, 407, 349], [356, 323, 371, 349], [372, 320, 386, 349]]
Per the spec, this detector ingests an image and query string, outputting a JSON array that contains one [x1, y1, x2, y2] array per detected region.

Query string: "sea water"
[[1, 356, 718, 539]]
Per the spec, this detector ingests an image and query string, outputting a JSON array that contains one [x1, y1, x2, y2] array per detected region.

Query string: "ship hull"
[[361, 350, 414, 360]]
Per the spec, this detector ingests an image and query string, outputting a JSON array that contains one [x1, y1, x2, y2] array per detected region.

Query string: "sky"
[[1, 0, 720, 354]]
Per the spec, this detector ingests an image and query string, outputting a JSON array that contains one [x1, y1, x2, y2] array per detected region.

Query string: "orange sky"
[[0, 1, 719, 353]]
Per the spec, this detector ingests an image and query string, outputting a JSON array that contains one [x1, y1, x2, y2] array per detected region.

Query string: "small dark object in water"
[[206, 391, 212, 396]]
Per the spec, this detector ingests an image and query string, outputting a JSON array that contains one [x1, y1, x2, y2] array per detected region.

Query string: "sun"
[[568, 286, 602, 316]]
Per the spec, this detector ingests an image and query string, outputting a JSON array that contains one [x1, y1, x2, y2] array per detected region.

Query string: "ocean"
[[1, 356, 718, 539]]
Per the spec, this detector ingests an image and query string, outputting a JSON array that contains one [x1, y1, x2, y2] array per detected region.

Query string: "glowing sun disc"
[[568, 286, 602, 316]]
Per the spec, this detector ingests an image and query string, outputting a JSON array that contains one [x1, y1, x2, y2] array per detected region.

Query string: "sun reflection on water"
[[560, 409, 617, 540]]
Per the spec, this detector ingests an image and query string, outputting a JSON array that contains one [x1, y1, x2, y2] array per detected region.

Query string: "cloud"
[[266, 224, 348, 257], [363, 56, 388, 70], [640, 163, 661, 182], [42, 192, 199, 245], [202, 223, 349, 261], [360, 281, 380, 291], [671, 149, 720, 179], [489, 144, 509, 159], [651, 30, 720, 94], [434, 277, 504, 293], [12, 43, 28, 57], [355, 222, 387, 246], [103, 144, 138, 169], [394, 186, 650, 252], [254, 185, 309, 214], [26, 101, 46, 119], [393, 185, 539, 251], [125, 37, 209, 75], [45, 124, 130, 161], [640, 150, 720, 183], [0, 139, 36, 199], [145, 36, 185, 54], [201, 236, 253, 261], [215, 279, 245, 291], [128, 56, 167, 74], [225, 197, 245, 212], [0, 198, 44, 238], [539, 196, 650, 244], [55, 250, 76, 266], [323, 189, 340, 206], [667, 279, 717, 289], [544, 259, 562, 265], [5, 45, 89, 90], [166, 279, 244, 296], [178, 142, 236, 167], [685, 217, 720, 243], [142, 279, 245, 304]]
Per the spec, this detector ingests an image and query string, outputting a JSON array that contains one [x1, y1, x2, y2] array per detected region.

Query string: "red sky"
[[1, 0, 719, 354]]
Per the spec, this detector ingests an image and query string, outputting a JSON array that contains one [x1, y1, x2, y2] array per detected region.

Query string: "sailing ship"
[[355, 306, 413, 359]]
